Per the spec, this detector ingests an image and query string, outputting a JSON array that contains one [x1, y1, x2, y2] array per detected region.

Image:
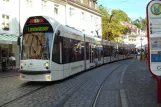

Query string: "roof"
[[0, 34, 18, 44]]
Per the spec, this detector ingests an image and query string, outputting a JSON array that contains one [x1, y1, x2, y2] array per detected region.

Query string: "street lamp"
[[140, 37, 144, 60]]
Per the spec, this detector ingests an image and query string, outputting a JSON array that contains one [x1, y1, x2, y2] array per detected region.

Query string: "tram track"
[[0, 83, 50, 107], [56, 64, 123, 107], [0, 60, 132, 107], [91, 64, 126, 107], [0, 65, 106, 107], [56, 71, 98, 107], [1, 62, 118, 107], [0, 74, 18, 78]]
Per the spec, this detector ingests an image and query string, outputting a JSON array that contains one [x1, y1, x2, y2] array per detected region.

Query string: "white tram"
[[17, 16, 135, 81], [102, 40, 111, 64]]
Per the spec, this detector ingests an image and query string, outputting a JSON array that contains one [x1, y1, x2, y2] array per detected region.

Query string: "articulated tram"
[[17, 16, 135, 81]]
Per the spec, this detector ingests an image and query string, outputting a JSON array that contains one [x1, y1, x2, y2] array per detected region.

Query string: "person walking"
[[1, 54, 7, 72], [10, 54, 16, 71], [145, 51, 148, 64]]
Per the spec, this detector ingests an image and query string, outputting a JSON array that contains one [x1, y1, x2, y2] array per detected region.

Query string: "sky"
[[98, 0, 150, 20]]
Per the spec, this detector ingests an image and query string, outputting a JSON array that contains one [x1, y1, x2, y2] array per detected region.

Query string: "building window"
[[3, 0, 9, 2], [94, 17, 97, 24], [1, 14, 10, 31], [89, 0, 92, 7], [80, 0, 83, 3], [42, 0, 47, 11], [90, 15, 93, 22], [26, 0, 33, 7], [81, 12, 84, 20], [54, 4, 59, 15], [69, 7, 75, 17]]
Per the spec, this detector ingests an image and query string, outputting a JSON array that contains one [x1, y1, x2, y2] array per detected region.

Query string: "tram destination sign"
[[147, 0, 161, 76], [23, 24, 53, 33]]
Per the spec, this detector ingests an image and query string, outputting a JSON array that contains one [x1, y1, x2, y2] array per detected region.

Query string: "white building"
[[122, 34, 147, 48], [0, 0, 102, 68], [18, 0, 102, 37]]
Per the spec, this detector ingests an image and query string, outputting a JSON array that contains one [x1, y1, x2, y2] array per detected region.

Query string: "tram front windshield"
[[22, 32, 53, 60]]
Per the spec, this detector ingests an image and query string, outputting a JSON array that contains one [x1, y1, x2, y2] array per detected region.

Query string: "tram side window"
[[119, 48, 123, 55], [92, 47, 94, 62], [86, 42, 89, 60], [62, 37, 70, 64], [70, 39, 84, 62], [80, 42, 84, 60], [52, 37, 60, 64], [95, 47, 98, 58], [103, 45, 110, 57], [107, 46, 110, 56], [103, 45, 106, 57], [98, 49, 102, 61], [110, 46, 113, 56], [123, 48, 126, 55]]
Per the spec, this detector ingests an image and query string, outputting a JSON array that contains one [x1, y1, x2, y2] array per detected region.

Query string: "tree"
[[112, 10, 130, 22], [132, 17, 146, 29], [99, 6, 130, 41]]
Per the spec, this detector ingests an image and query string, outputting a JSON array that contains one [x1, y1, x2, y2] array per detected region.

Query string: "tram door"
[[89, 43, 95, 67]]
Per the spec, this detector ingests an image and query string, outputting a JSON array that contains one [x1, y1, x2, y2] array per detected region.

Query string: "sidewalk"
[[0, 69, 19, 78], [123, 59, 160, 107]]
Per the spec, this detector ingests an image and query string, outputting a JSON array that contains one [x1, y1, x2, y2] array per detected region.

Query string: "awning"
[[0, 34, 18, 44]]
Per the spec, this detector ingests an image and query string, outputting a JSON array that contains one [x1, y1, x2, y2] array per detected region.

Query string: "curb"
[[119, 60, 135, 107]]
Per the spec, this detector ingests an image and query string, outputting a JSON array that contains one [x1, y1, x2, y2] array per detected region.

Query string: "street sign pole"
[[147, 0, 161, 103]]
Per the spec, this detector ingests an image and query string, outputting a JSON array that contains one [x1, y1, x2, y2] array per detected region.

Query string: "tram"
[[17, 16, 135, 81]]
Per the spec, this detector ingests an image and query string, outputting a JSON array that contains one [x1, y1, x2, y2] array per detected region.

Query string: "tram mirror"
[[54, 30, 60, 44], [57, 30, 60, 36], [17, 37, 21, 45]]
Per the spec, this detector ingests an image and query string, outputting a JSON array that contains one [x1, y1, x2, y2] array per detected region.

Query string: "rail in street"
[[0, 59, 157, 107]]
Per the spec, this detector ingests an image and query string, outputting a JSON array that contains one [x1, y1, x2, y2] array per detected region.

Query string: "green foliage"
[[132, 17, 146, 29], [99, 5, 130, 41], [99, 5, 146, 42], [112, 10, 130, 22]]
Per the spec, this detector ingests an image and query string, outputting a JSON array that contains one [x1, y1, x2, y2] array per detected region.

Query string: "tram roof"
[[84, 33, 95, 43], [110, 41, 117, 46], [62, 25, 84, 41], [102, 40, 110, 45]]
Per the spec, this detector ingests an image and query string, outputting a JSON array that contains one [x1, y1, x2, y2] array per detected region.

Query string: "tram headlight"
[[45, 75, 51, 81], [44, 62, 49, 69]]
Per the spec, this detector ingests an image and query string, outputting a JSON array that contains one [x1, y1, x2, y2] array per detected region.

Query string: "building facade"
[[0, 0, 102, 68], [121, 21, 147, 50]]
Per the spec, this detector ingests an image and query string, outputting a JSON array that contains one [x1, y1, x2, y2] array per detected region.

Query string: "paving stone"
[[123, 60, 160, 107], [0, 60, 133, 107]]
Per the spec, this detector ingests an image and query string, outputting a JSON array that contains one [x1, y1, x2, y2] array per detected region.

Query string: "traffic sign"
[[147, 0, 161, 103], [147, 0, 161, 76]]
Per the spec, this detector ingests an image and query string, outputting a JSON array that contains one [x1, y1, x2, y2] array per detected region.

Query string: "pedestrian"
[[135, 51, 138, 59], [145, 52, 148, 64], [1, 54, 7, 72], [10, 54, 16, 71], [9, 54, 13, 70]]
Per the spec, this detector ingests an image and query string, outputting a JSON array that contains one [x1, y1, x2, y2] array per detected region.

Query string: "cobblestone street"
[[124, 60, 160, 107], [0, 59, 159, 107]]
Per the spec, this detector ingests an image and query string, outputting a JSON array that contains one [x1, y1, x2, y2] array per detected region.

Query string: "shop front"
[[0, 34, 19, 69]]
